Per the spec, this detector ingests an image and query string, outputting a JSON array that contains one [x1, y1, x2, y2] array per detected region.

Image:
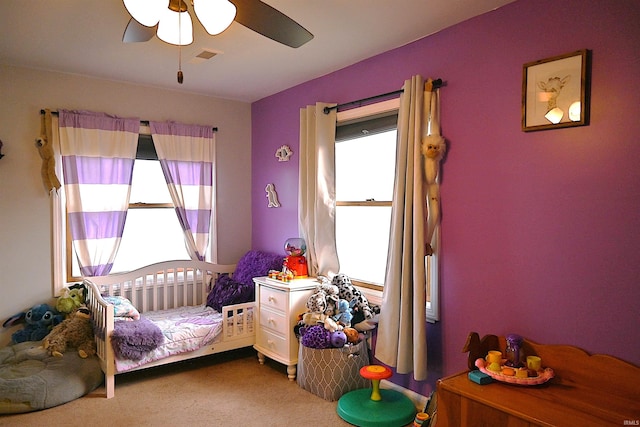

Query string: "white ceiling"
[[0, 0, 515, 103]]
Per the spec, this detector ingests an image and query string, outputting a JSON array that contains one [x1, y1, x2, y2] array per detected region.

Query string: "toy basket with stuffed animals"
[[296, 339, 370, 401]]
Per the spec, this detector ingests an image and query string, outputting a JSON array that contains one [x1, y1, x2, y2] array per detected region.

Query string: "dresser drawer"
[[259, 286, 287, 312], [259, 307, 288, 335], [257, 328, 288, 357]]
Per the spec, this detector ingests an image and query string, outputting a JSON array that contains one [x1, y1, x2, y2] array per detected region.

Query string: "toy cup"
[[527, 356, 542, 371], [488, 362, 501, 372], [486, 350, 502, 364]]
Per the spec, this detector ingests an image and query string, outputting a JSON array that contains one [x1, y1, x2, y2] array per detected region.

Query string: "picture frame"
[[522, 49, 590, 132]]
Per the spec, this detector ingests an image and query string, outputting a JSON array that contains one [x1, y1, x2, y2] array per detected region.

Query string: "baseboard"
[[380, 379, 428, 410]]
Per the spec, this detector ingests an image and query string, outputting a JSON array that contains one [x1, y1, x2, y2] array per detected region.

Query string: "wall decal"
[[265, 183, 281, 207], [275, 145, 293, 161]]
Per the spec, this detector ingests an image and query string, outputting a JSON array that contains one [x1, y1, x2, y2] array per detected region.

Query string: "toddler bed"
[[84, 260, 256, 398]]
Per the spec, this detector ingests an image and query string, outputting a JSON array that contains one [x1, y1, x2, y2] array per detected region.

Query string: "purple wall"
[[252, 0, 640, 395]]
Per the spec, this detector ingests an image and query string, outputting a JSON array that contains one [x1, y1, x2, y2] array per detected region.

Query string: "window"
[[335, 99, 399, 290], [63, 135, 190, 282], [334, 98, 440, 321]]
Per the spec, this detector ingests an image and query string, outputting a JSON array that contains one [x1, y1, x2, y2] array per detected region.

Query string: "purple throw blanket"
[[111, 317, 164, 361]]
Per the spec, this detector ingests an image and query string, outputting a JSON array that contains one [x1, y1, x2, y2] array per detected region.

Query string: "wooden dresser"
[[252, 276, 316, 380], [437, 334, 640, 427]]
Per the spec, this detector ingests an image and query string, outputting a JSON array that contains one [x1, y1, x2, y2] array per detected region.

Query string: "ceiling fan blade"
[[123, 18, 157, 43], [231, 0, 313, 48]]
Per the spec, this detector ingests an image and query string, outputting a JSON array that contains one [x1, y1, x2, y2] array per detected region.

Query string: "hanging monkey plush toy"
[[421, 134, 446, 255], [35, 109, 61, 192]]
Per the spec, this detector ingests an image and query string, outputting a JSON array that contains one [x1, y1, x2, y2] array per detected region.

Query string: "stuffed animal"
[[3, 304, 64, 344], [323, 316, 341, 333], [305, 290, 327, 315], [56, 284, 86, 316], [421, 134, 446, 255], [332, 299, 353, 327], [331, 274, 376, 328], [35, 109, 61, 192], [43, 306, 96, 358], [329, 330, 347, 348], [301, 311, 326, 326], [343, 327, 360, 344], [305, 282, 339, 315], [300, 324, 331, 349], [324, 297, 338, 318]]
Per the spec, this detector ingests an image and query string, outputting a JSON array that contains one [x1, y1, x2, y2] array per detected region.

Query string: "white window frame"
[[335, 99, 397, 292]]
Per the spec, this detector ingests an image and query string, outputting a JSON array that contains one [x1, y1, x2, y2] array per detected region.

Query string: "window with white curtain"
[[335, 99, 399, 290], [335, 98, 439, 321]]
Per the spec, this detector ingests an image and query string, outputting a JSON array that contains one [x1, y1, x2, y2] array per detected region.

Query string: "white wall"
[[0, 64, 252, 347]]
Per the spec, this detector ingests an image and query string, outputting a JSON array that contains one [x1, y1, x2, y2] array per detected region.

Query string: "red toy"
[[283, 237, 308, 278]]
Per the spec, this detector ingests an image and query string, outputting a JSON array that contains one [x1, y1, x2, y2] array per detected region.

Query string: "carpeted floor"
[[0, 347, 355, 426]]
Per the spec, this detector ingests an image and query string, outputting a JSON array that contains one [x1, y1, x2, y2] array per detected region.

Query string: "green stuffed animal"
[[56, 285, 85, 317]]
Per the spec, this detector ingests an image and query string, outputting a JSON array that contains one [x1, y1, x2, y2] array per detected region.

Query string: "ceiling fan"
[[122, 0, 314, 48]]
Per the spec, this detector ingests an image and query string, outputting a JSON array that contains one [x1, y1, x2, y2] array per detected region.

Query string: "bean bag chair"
[[0, 340, 102, 413]]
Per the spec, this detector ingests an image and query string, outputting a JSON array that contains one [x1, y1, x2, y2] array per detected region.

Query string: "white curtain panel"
[[376, 75, 439, 381], [298, 103, 339, 278], [150, 121, 215, 262]]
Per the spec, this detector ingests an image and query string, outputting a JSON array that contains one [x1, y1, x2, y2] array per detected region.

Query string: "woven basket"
[[296, 339, 370, 401]]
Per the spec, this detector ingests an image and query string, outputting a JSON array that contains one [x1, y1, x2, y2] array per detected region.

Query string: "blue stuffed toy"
[[332, 299, 353, 327], [3, 304, 64, 343]]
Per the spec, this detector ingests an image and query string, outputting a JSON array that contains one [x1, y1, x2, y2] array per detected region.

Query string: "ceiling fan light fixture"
[[157, 8, 194, 45], [123, 0, 169, 27], [194, 0, 237, 35]]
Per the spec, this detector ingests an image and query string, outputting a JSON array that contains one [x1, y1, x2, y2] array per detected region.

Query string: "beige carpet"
[[0, 347, 357, 427]]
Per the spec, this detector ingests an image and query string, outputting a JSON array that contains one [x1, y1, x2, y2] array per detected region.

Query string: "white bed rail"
[[87, 260, 236, 312], [83, 260, 252, 398]]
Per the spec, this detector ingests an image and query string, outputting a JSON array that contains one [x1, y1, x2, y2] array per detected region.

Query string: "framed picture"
[[522, 49, 590, 132]]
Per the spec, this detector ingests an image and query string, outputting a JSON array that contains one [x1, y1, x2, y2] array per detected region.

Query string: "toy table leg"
[[370, 378, 383, 401]]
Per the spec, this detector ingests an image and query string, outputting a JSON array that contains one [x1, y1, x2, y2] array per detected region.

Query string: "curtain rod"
[[40, 110, 218, 132], [323, 78, 443, 114]]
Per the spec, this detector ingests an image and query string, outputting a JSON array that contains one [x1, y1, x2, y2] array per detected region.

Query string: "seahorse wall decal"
[[265, 183, 281, 208]]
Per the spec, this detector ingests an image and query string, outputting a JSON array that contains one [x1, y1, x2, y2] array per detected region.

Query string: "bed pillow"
[[233, 250, 284, 286], [111, 317, 164, 361], [103, 295, 140, 321], [206, 250, 284, 311], [206, 275, 254, 312]]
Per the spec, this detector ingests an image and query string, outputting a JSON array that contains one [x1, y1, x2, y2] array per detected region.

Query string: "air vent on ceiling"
[[190, 49, 222, 64]]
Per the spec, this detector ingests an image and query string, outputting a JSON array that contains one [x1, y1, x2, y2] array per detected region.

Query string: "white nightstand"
[[253, 276, 317, 380]]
